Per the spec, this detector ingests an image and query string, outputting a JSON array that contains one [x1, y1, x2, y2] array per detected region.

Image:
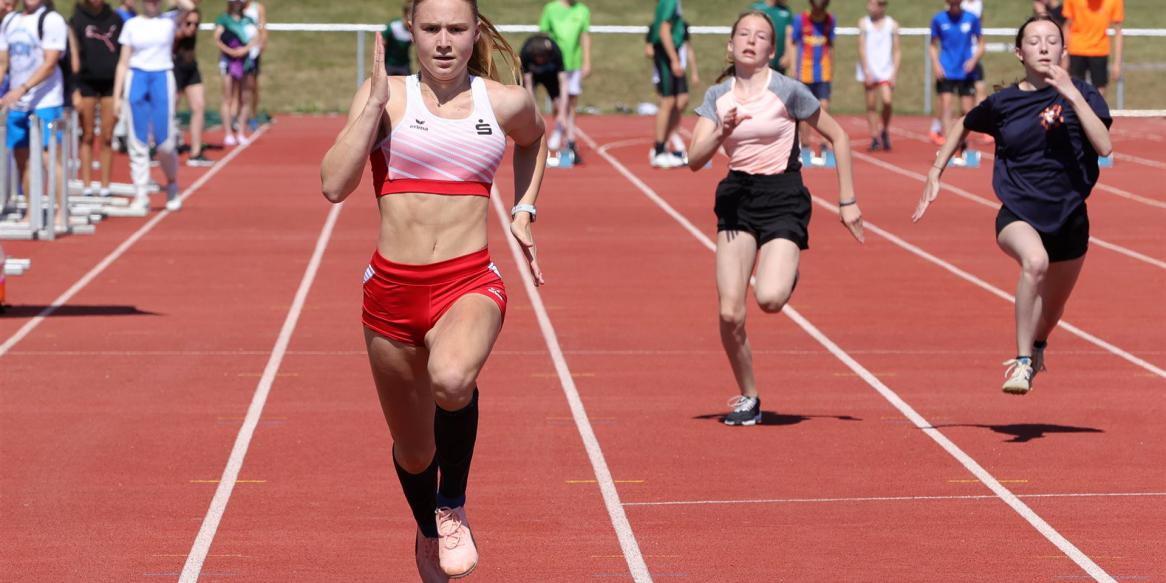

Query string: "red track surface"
[[1, 115, 1162, 582]]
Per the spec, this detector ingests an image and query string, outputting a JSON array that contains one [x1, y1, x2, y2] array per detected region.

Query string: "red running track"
[[0, 115, 1161, 582]]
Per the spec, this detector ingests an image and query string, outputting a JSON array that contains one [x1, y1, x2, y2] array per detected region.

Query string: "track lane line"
[[488, 186, 652, 583], [0, 126, 270, 359], [179, 202, 342, 582], [624, 491, 1166, 507], [580, 127, 1118, 583]]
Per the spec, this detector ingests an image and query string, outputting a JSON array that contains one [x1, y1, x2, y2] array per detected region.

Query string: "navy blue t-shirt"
[[963, 79, 1112, 233]]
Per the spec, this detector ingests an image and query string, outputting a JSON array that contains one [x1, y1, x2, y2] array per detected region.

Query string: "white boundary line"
[[488, 187, 652, 583], [580, 127, 1117, 583], [1114, 152, 1166, 171], [625, 491, 1166, 507], [0, 126, 270, 359], [180, 202, 342, 582]]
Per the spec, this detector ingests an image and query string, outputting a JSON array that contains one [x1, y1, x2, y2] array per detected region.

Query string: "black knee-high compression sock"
[[435, 388, 479, 509], [393, 450, 439, 538]]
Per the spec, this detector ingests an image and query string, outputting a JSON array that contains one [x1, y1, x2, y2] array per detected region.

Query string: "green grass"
[[80, 0, 1166, 114]]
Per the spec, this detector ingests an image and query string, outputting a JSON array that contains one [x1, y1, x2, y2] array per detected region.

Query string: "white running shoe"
[[415, 529, 450, 583], [1002, 358, 1034, 395], [547, 127, 563, 151], [224, 134, 238, 147], [651, 151, 681, 169], [131, 194, 149, 212]]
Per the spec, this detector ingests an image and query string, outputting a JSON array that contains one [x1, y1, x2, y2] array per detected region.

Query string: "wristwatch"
[[511, 203, 537, 222]]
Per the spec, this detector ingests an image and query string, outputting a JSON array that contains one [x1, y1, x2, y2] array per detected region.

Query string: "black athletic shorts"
[[1069, 55, 1108, 88], [936, 78, 975, 96], [174, 60, 203, 91], [995, 204, 1090, 263], [715, 170, 812, 249], [970, 62, 984, 82], [530, 71, 561, 99], [652, 45, 688, 97], [76, 77, 115, 98]]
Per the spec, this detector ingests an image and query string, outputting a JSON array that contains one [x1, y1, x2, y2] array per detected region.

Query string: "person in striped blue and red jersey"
[[791, 0, 834, 164]]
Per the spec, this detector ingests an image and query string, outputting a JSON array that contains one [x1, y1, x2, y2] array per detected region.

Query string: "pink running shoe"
[[415, 529, 449, 583], [435, 506, 478, 578]]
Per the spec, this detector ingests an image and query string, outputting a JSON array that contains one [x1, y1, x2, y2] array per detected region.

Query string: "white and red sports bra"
[[370, 75, 506, 198]]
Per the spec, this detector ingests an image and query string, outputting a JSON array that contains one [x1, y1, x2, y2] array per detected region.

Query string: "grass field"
[[131, 0, 1166, 114]]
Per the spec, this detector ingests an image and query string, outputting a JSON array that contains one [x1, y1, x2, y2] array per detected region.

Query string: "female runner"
[[320, 0, 546, 578], [689, 10, 864, 426]]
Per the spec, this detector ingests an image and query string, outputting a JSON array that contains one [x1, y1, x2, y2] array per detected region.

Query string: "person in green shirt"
[[649, 0, 686, 167], [538, 0, 590, 162], [749, 0, 794, 74], [382, 1, 413, 75]]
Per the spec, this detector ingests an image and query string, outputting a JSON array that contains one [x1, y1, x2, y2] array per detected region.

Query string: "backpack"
[[0, 8, 74, 98]]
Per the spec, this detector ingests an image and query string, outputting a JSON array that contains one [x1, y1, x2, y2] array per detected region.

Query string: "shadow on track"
[[0, 305, 160, 317], [693, 411, 862, 427], [931, 423, 1104, 443]]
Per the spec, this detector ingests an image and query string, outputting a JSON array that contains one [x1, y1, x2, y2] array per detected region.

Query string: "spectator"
[[857, 0, 899, 151], [791, 0, 836, 164], [116, 0, 135, 21], [70, 0, 123, 196], [646, 18, 697, 167], [242, 0, 263, 129], [382, 1, 413, 76], [929, 0, 983, 161], [519, 33, 568, 155], [112, 0, 197, 211], [1033, 0, 1066, 28], [750, 0, 793, 74], [1064, 0, 1122, 98], [538, 0, 590, 163], [214, 0, 257, 146], [173, 5, 212, 165], [0, 0, 69, 217]]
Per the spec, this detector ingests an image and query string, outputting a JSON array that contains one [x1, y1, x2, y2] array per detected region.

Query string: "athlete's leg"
[[655, 95, 675, 150], [97, 95, 116, 189], [565, 93, 577, 144], [879, 83, 894, 134], [184, 83, 206, 157], [669, 92, 688, 146], [220, 73, 236, 143], [716, 230, 760, 397], [149, 72, 179, 187], [752, 238, 800, 314], [1034, 256, 1086, 344], [997, 221, 1049, 358], [77, 96, 98, 190], [365, 328, 440, 538], [126, 70, 154, 201], [939, 91, 954, 142], [423, 294, 502, 576], [864, 85, 880, 142]]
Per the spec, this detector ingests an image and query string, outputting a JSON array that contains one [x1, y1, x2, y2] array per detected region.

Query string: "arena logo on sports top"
[[802, 35, 829, 48]]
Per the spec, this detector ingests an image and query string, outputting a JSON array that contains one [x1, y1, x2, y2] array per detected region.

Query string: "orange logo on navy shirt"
[[1039, 104, 1064, 130]]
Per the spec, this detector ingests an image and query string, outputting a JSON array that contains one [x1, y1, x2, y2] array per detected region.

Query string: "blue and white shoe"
[[724, 395, 761, 426]]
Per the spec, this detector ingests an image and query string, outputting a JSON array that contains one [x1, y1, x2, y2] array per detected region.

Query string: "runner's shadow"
[[0, 305, 159, 317], [693, 411, 862, 427], [931, 423, 1104, 443]]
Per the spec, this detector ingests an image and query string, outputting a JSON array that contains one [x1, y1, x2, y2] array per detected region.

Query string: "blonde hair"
[[717, 10, 777, 83], [411, 0, 521, 85]]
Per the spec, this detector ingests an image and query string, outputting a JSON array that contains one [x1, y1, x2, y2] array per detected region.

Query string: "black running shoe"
[[868, 138, 881, 151], [723, 395, 761, 426], [881, 129, 892, 151]]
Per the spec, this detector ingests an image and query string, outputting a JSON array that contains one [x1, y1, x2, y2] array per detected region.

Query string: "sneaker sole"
[[1002, 383, 1032, 395], [723, 414, 762, 426]]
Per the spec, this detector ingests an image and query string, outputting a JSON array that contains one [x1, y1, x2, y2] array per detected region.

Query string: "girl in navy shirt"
[[913, 15, 1112, 395]]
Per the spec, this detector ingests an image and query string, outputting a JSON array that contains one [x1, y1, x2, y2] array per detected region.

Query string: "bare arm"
[[806, 108, 863, 242], [320, 34, 391, 203], [659, 21, 680, 74], [1047, 64, 1112, 155], [687, 116, 724, 171], [913, 117, 972, 221], [494, 83, 547, 285], [1, 49, 63, 108], [580, 31, 591, 78], [781, 24, 793, 69], [256, 2, 268, 51], [69, 27, 81, 74], [686, 42, 699, 85], [857, 21, 870, 79], [112, 44, 131, 110], [892, 24, 902, 82]]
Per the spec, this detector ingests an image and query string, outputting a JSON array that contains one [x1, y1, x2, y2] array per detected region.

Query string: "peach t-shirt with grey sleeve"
[[694, 69, 821, 175]]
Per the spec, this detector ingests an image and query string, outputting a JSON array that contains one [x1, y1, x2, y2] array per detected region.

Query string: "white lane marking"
[[624, 491, 1166, 507], [1114, 152, 1166, 171], [488, 187, 652, 583], [582, 128, 1119, 583], [0, 126, 270, 359], [180, 202, 343, 582]]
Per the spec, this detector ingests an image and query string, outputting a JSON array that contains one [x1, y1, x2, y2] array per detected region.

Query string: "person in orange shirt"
[[1063, 0, 1122, 98]]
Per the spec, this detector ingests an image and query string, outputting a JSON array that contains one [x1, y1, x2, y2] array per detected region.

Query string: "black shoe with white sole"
[[724, 395, 761, 426]]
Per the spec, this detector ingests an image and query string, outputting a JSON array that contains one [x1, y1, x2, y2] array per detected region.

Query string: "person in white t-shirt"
[[0, 0, 68, 198], [856, 0, 900, 151], [112, 0, 196, 212]]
